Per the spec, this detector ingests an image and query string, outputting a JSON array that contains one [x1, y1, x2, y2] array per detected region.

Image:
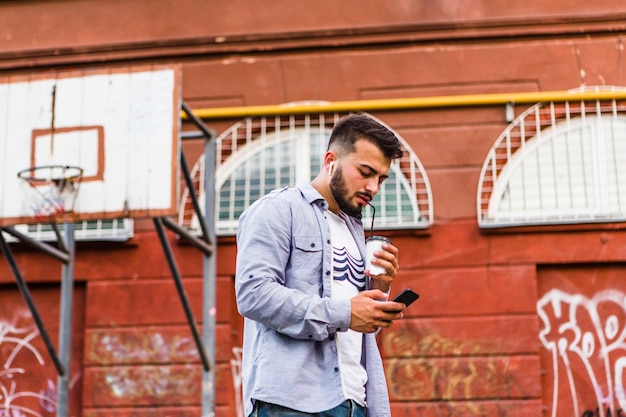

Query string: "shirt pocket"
[[291, 234, 324, 288]]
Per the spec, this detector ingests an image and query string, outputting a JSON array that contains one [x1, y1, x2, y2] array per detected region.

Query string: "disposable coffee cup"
[[365, 236, 391, 276]]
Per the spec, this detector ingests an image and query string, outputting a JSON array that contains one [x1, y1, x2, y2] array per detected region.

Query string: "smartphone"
[[392, 288, 419, 307]]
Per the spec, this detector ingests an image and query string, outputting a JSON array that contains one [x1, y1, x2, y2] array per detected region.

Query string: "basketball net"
[[18, 165, 83, 222]]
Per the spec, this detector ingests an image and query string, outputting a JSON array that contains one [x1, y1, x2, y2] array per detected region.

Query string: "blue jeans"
[[252, 400, 366, 417]]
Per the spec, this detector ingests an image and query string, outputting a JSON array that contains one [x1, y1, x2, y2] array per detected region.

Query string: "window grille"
[[478, 86, 626, 228], [2, 218, 134, 242], [179, 112, 433, 236]]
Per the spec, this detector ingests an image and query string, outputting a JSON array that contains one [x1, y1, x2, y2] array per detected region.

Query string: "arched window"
[[478, 87, 626, 228], [180, 112, 433, 236]]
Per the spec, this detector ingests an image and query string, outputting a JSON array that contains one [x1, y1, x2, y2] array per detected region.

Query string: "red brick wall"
[[2, 1, 626, 416]]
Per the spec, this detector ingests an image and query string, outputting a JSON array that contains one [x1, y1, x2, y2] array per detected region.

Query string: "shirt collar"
[[297, 181, 326, 207], [296, 181, 362, 220]]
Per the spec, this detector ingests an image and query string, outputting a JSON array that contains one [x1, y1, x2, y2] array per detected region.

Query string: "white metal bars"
[[478, 87, 626, 227], [179, 112, 433, 236]]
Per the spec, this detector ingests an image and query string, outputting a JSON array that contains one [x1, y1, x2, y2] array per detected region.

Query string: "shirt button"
[[327, 239, 331, 244], [311, 243, 315, 248], [325, 271, 330, 275], [334, 367, 339, 372]]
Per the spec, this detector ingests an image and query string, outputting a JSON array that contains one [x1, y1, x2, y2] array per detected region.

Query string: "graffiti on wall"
[[538, 289, 626, 417], [0, 314, 57, 416], [231, 347, 243, 417], [381, 329, 531, 403]]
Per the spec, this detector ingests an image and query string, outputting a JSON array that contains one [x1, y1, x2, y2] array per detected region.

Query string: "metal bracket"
[[0, 227, 67, 376]]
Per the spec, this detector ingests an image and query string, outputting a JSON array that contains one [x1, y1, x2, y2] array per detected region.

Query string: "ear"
[[324, 151, 337, 176]]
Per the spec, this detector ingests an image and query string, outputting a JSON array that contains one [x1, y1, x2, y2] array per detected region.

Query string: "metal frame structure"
[[0, 223, 74, 416], [0, 102, 217, 417]]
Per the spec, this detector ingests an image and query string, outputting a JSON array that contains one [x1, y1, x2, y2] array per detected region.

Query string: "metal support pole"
[[57, 222, 75, 417], [1, 226, 70, 263], [0, 229, 66, 376], [181, 101, 216, 244], [153, 217, 211, 372], [180, 150, 211, 245], [51, 223, 69, 254], [202, 128, 217, 417], [181, 101, 217, 416], [161, 216, 214, 256]]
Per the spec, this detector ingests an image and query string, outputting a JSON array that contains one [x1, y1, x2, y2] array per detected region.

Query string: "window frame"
[[179, 112, 433, 236], [478, 88, 626, 228]]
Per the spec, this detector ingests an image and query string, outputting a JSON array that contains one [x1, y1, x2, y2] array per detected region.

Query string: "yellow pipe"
[[183, 89, 626, 120]]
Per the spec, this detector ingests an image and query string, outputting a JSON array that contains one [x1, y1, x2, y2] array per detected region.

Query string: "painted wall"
[[1, 1, 626, 416]]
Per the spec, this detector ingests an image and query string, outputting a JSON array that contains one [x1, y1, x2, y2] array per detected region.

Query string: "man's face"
[[329, 139, 391, 217]]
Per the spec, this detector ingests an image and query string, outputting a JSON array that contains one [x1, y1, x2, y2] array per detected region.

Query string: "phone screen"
[[392, 289, 419, 307]]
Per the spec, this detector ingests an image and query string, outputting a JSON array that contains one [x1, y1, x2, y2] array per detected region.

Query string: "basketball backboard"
[[0, 65, 181, 226]]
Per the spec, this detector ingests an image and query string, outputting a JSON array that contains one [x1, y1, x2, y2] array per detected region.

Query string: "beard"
[[329, 165, 370, 218]]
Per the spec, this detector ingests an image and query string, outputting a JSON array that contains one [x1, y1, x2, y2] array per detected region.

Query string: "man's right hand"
[[349, 289, 405, 333]]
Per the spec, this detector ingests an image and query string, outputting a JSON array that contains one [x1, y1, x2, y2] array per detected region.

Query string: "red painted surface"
[[1, 1, 626, 416], [0, 284, 85, 416], [537, 266, 626, 417]]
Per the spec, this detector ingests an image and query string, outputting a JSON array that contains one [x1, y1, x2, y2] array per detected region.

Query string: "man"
[[235, 113, 406, 417]]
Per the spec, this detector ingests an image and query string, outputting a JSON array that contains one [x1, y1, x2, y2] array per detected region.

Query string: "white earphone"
[[328, 161, 335, 176]]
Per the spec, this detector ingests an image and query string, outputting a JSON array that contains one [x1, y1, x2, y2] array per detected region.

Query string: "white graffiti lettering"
[[0, 318, 56, 416], [538, 289, 626, 417]]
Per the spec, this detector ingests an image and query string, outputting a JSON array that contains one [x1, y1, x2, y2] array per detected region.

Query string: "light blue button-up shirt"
[[235, 181, 391, 417]]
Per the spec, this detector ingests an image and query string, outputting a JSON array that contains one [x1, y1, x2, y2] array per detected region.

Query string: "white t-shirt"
[[325, 209, 367, 407]]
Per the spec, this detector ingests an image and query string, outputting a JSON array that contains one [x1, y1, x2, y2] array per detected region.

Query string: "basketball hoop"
[[17, 165, 84, 222]]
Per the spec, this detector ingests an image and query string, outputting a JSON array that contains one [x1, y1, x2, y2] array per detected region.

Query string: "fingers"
[[364, 308, 403, 332], [360, 289, 390, 300], [350, 291, 405, 333], [368, 243, 399, 277], [380, 242, 399, 273], [365, 244, 399, 294]]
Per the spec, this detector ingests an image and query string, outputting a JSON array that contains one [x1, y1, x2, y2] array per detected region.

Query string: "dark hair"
[[327, 113, 403, 159]]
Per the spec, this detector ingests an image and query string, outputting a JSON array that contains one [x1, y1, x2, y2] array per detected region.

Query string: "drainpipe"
[[182, 89, 626, 119]]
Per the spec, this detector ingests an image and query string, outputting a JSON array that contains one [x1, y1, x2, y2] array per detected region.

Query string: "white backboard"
[[0, 65, 181, 226]]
